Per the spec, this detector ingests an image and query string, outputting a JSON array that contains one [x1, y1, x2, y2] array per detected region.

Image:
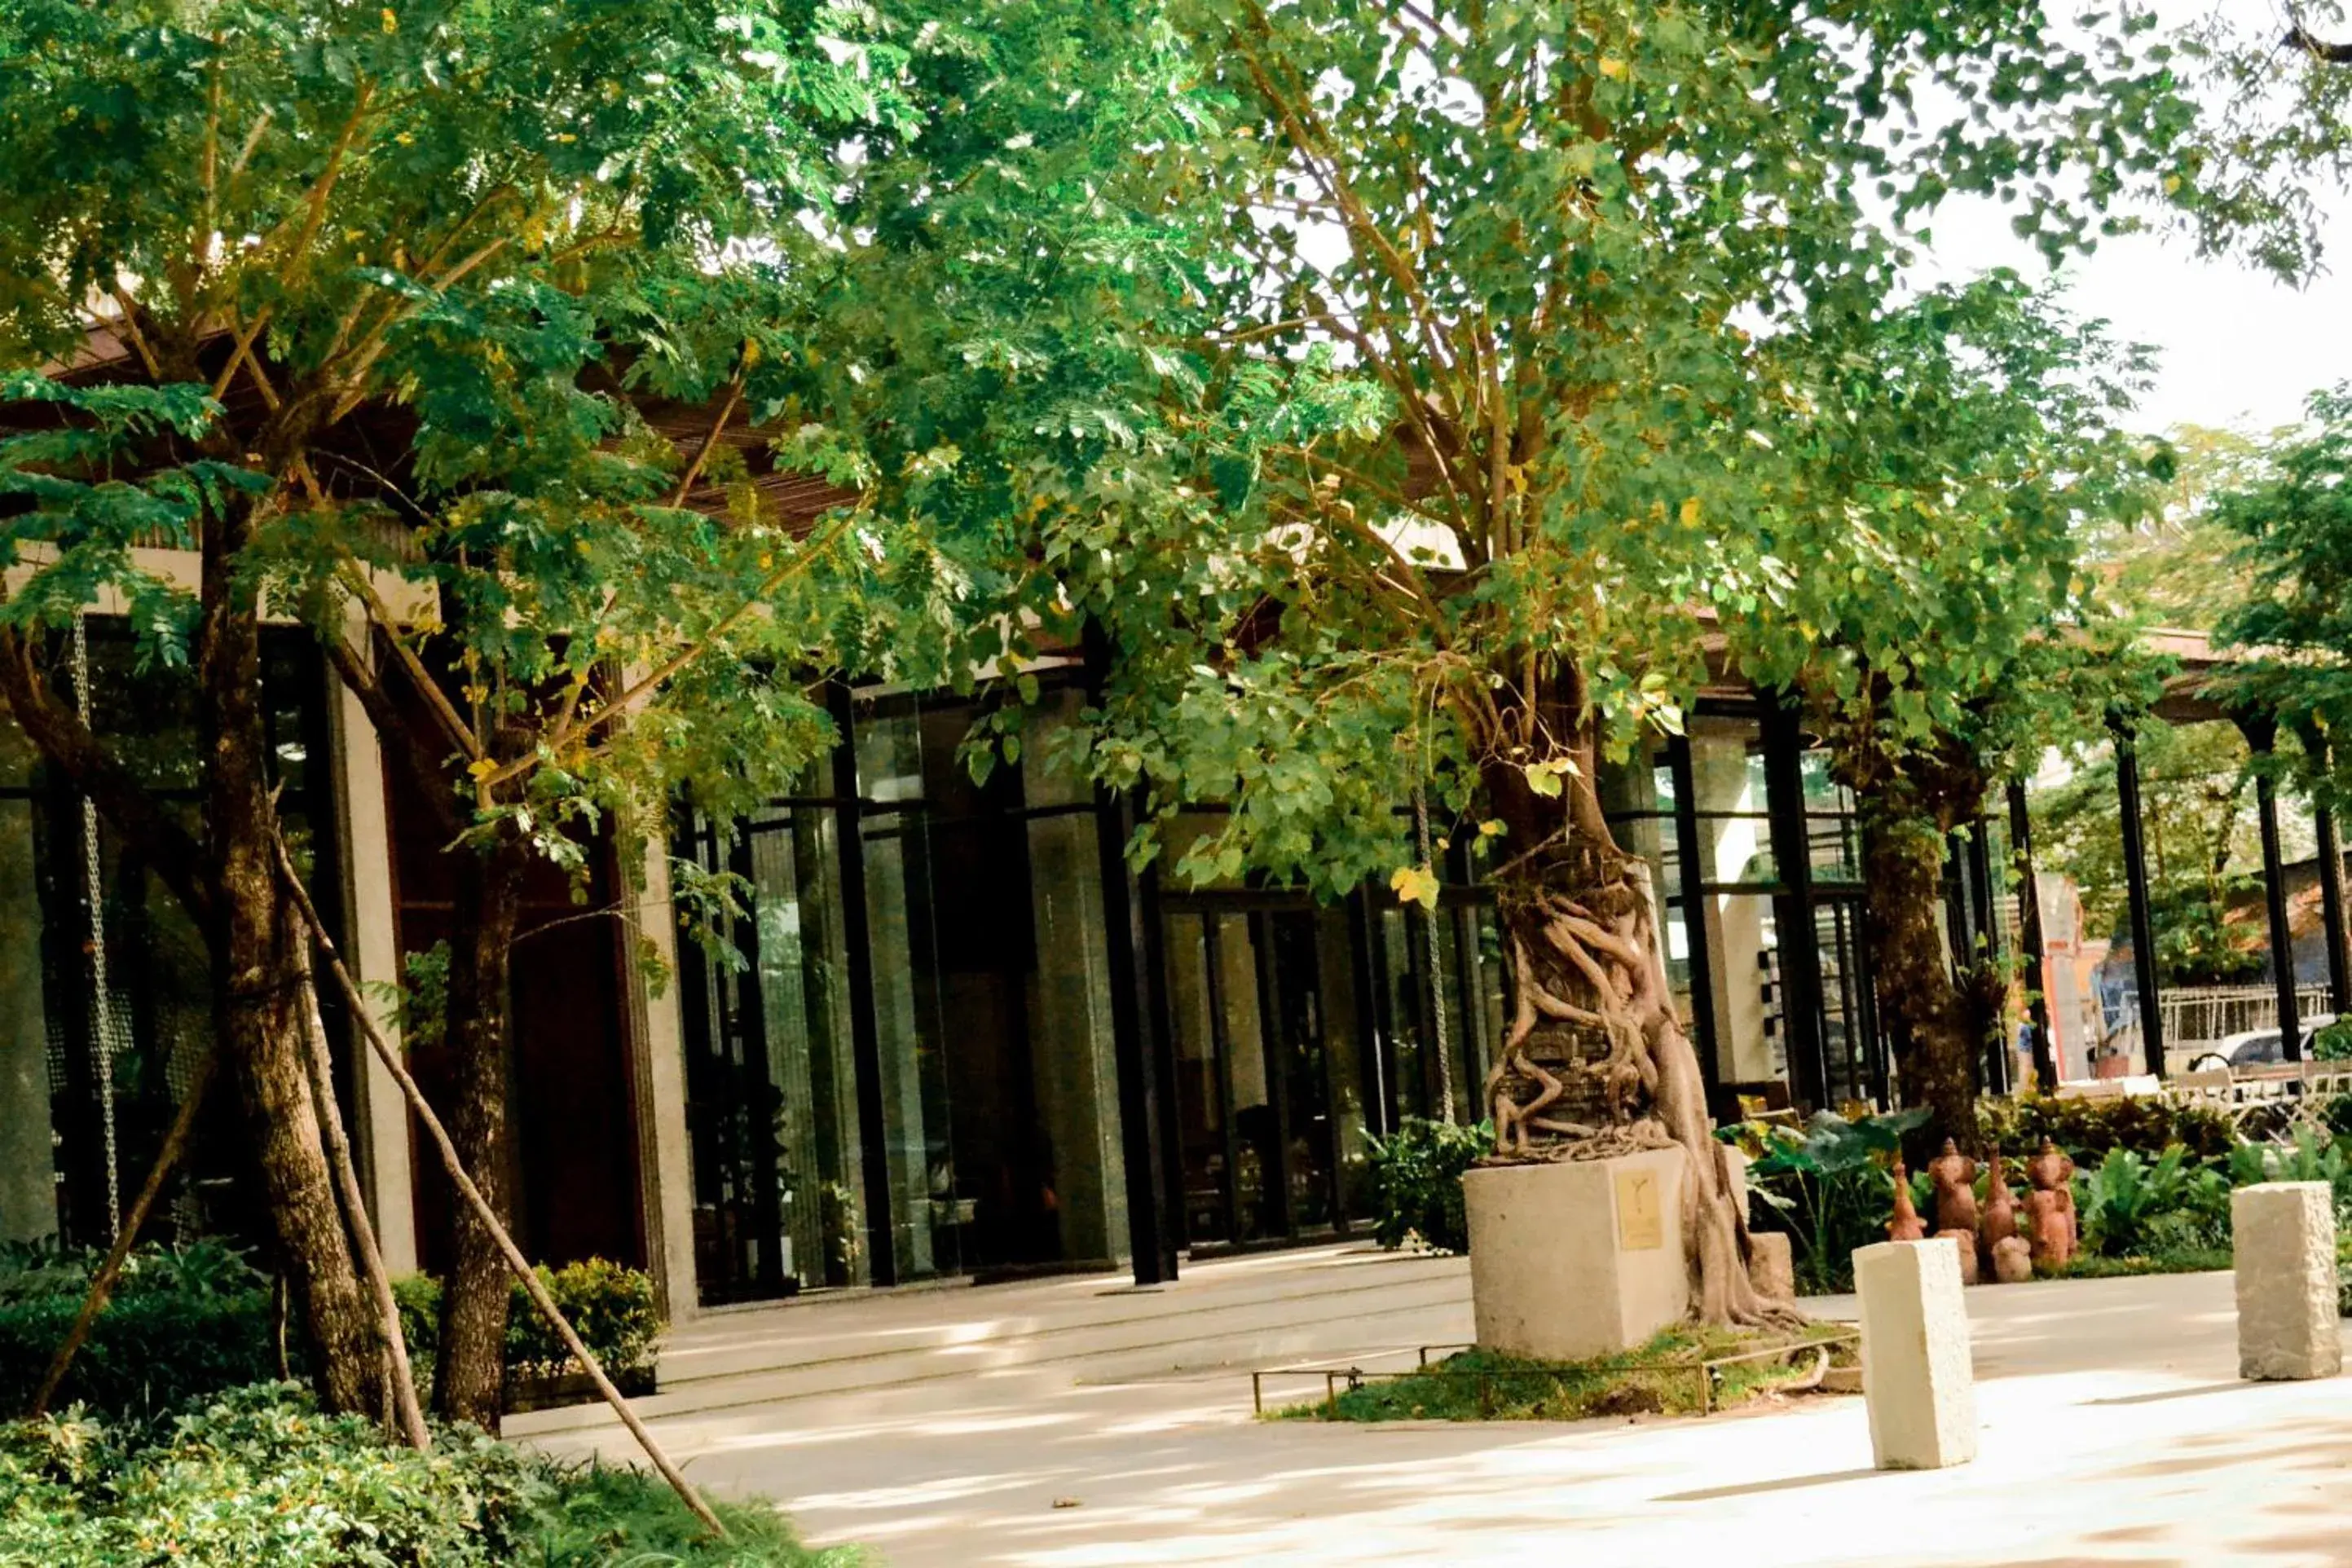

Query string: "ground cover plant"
[[1277, 1323, 1856, 1424], [0, 1383, 855, 1567]]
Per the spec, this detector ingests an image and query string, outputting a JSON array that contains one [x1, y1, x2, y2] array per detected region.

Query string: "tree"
[[982, 0, 2203, 1324], [2208, 386, 2352, 889], [1751, 280, 2166, 1143], [2090, 422, 2277, 632], [2035, 719, 2282, 987], [0, 0, 909, 1415]]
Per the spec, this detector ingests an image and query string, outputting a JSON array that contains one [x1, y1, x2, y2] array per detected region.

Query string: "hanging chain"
[[1414, 788, 1456, 1123], [74, 612, 122, 1242]]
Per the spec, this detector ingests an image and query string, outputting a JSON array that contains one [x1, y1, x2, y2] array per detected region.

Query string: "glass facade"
[[676, 682, 2013, 1294], [677, 681, 1130, 1303], [0, 624, 342, 1253], [1594, 707, 1892, 1116]]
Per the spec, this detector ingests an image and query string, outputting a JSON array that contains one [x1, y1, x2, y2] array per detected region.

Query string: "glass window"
[[1689, 715, 1777, 888], [747, 808, 867, 1289], [1800, 751, 1862, 885], [857, 796, 960, 1282], [1700, 892, 1785, 1089], [0, 799, 51, 1243], [1163, 912, 1228, 1244], [1024, 806, 1128, 1264], [8, 623, 337, 1253]]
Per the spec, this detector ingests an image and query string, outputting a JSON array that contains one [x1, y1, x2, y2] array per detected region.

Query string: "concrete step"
[[508, 1246, 1471, 1436]]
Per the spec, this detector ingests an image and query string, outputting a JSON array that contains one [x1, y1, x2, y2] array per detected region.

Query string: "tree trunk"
[[433, 843, 525, 1431], [1478, 723, 1786, 1328], [200, 520, 379, 1412], [1857, 809, 1981, 1152]]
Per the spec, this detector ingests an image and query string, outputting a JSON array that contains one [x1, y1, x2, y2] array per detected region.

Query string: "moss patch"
[[1274, 1322, 1856, 1423]]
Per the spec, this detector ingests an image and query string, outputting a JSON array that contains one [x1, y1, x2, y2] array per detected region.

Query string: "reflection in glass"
[[1164, 913, 1228, 1244], [1024, 808, 1128, 1262], [1705, 893, 1785, 1086], [859, 799, 958, 1282]]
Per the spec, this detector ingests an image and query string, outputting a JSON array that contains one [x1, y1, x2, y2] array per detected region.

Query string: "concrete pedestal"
[[1855, 1239, 1976, 1470], [1462, 1147, 1688, 1362], [2233, 1181, 2341, 1382]]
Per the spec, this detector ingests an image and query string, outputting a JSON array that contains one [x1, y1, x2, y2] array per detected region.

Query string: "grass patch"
[[2056, 1246, 2232, 1281], [1273, 1322, 1856, 1424]]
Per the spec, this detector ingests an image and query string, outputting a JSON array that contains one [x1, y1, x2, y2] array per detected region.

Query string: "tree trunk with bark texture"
[[1855, 810, 1982, 1151], [433, 843, 525, 1432], [1477, 689, 1790, 1328], [200, 516, 380, 1414]]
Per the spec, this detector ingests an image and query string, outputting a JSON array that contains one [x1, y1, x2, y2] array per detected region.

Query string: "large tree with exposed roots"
[[961, 0, 2212, 1324]]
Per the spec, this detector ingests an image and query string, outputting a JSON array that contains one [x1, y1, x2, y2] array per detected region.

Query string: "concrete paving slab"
[[535, 1257, 2349, 1567]]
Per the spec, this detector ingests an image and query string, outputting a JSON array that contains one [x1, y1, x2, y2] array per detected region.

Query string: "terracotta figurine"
[[1887, 1153, 1927, 1242], [1928, 1138, 1980, 1235], [2026, 1139, 2078, 1259], [1979, 1153, 2019, 1274], [1936, 1228, 1980, 1286]]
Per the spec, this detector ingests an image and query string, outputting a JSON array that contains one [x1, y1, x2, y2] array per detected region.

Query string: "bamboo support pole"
[[270, 829, 725, 1536], [292, 930, 430, 1449]]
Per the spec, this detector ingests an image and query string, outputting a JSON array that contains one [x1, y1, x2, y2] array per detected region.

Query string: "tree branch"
[[2288, 25, 2352, 62], [478, 508, 861, 791]]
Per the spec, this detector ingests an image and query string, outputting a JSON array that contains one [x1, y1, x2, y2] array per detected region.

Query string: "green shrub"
[[506, 1258, 662, 1383], [2323, 1092, 2352, 1140], [0, 1241, 280, 1421], [1364, 1118, 1491, 1254], [394, 1258, 663, 1394], [1731, 1108, 1927, 1295], [0, 1243, 659, 1423], [1978, 1094, 2235, 1161], [0, 1385, 852, 1567], [2314, 1018, 2352, 1062]]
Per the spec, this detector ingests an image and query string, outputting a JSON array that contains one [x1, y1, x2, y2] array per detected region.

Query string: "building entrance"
[[1162, 903, 1363, 1249]]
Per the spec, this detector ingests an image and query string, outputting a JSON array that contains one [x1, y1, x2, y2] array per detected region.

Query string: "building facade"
[[6, 626, 2037, 1319]]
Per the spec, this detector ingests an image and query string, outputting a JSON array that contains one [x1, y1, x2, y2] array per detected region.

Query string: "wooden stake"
[[32, 1050, 218, 1416], [270, 829, 725, 1537], [292, 930, 430, 1449]]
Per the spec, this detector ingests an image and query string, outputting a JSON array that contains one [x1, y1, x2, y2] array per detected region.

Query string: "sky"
[[1926, 191, 2352, 438], [1915, 0, 2352, 438]]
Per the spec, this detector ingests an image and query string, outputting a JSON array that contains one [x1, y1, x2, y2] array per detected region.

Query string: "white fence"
[[2159, 984, 2332, 1050]]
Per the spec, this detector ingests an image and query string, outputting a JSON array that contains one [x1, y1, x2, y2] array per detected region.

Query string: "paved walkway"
[[534, 1251, 2352, 1567]]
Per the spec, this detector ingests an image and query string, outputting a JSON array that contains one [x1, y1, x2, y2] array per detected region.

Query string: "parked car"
[[2198, 1014, 2341, 1069]]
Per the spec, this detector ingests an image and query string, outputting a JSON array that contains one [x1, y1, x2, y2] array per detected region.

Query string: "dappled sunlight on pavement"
[[533, 1261, 2352, 1566]]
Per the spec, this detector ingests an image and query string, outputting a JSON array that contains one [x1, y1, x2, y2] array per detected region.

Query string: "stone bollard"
[[1854, 1239, 1977, 1470], [2233, 1181, 2341, 1382]]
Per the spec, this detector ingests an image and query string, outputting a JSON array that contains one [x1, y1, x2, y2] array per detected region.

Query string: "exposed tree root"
[[1487, 856, 1799, 1330]]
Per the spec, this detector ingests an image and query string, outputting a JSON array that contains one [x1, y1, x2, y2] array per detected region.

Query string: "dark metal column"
[[826, 680, 900, 1287], [1085, 624, 1181, 1284], [1666, 732, 1720, 1099], [2301, 725, 2352, 1018], [2006, 779, 2059, 1091], [2240, 713, 2303, 1064], [1964, 818, 2006, 1095], [1093, 781, 1182, 1284], [2110, 714, 2165, 1079], [1761, 694, 1830, 1111]]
